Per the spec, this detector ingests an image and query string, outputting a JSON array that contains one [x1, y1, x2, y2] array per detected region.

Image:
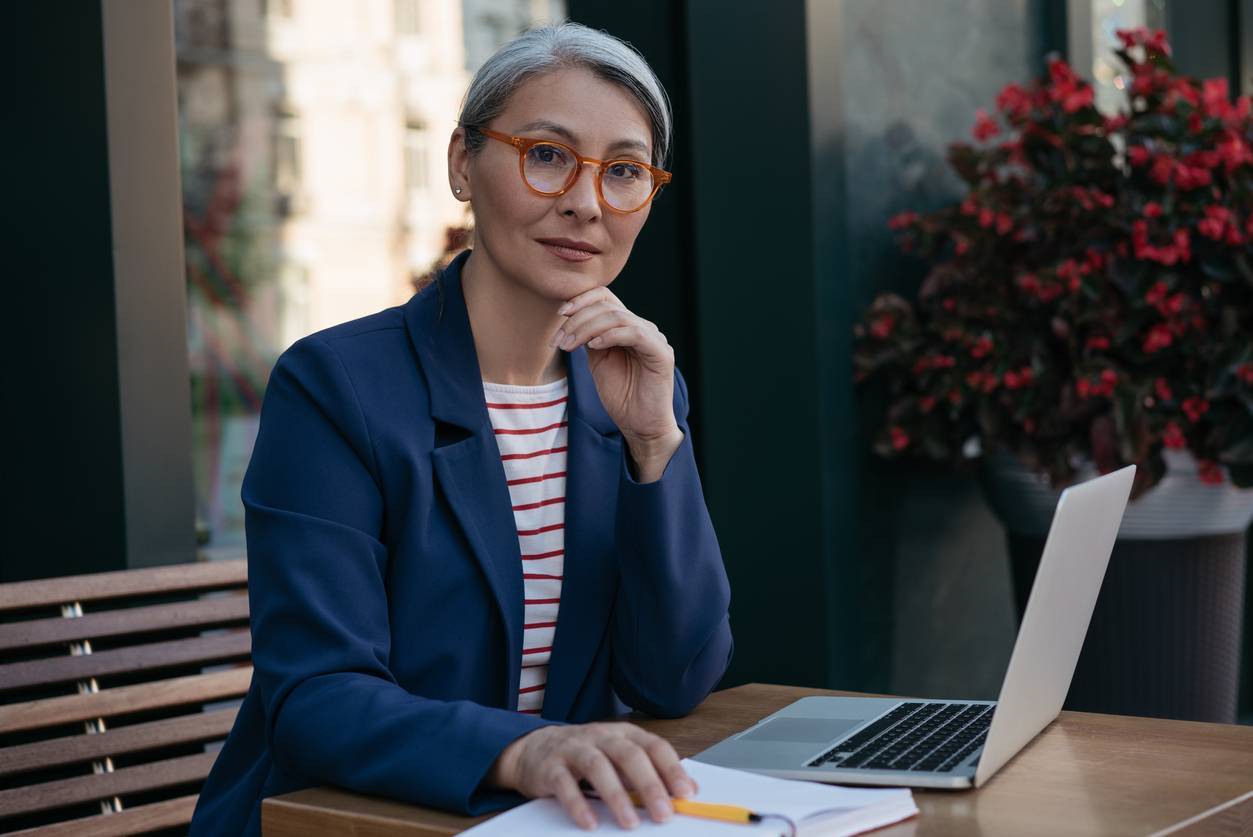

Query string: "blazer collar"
[[403, 248, 618, 438]]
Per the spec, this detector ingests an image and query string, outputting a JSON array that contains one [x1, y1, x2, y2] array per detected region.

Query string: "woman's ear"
[[447, 127, 472, 202]]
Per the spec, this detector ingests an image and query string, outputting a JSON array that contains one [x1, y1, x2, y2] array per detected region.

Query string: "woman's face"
[[449, 66, 655, 302]]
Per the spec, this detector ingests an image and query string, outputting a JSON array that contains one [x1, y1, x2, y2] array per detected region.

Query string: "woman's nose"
[[555, 162, 603, 220]]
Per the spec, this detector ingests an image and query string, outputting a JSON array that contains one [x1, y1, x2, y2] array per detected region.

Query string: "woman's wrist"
[[624, 426, 684, 483], [486, 732, 527, 790]]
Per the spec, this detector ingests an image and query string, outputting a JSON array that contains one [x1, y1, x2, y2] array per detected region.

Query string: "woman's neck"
[[461, 248, 567, 386]]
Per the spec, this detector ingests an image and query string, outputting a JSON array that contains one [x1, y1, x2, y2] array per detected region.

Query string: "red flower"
[[973, 108, 1000, 141], [1098, 369, 1118, 396], [1003, 367, 1034, 390], [966, 370, 999, 393], [1218, 131, 1253, 173], [1145, 281, 1169, 312], [1182, 396, 1210, 423], [1238, 363, 1253, 385], [890, 426, 910, 452], [888, 210, 919, 230], [995, 83, 1033, 120], [1197, 205, 1232, 241], [1198, 460, 1225, 485], [919, 395, 937, 413], [1174, 228, 1192, 262], [1086, 335, 1110, 351], [1143, 324, 1174, 353], [1062, 85, 1094, 113], [954, 235, 970, 256], [1149, 155, 1174, 185], [1174, 162, 1212, 190], [1201, 78, 1230, 119], [1127, 145, 1151, 166], [1057, 258, 1083, 292], [869, 315, 895, 339], [1162, 421, 1186, 449], [1154, 378, 1174, 402], [1117, 27, 1171, 56], [1075, 378, 1092, 398], [970, 335, 994, 358], [1143, 201, 1163, 218], [1046, 58, 1094, 113], [995, 212, 1014, 235]]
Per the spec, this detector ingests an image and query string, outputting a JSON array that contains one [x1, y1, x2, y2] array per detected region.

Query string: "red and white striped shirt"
[[483, 376, 569, 715]]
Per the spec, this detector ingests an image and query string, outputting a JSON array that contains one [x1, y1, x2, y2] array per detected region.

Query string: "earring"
[[455, 186, 463, 195]]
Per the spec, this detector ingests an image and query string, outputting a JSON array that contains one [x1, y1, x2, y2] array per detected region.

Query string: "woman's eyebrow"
[[514, 120, 650, 159]]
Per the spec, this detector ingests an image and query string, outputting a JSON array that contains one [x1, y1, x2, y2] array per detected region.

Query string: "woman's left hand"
[[550, 287, 683, 482]]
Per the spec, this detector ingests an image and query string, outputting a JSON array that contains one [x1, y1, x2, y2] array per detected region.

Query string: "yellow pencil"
[[627, 791, 763, 825]]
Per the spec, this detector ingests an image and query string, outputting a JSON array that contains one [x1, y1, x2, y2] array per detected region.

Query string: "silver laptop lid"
[[974, 464, 1135, 786]]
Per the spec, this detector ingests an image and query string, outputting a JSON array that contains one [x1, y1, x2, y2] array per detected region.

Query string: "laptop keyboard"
[[807, 701, 994, 773]]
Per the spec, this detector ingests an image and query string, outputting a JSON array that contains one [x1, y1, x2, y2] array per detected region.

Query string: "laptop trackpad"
[[740, 717, 861, 744]]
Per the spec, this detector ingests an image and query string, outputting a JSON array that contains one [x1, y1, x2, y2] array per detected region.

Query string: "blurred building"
[[174, 0, 563, 552]]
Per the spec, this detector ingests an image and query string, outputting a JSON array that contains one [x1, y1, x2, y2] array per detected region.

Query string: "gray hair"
[[458, 22, 672, 167]]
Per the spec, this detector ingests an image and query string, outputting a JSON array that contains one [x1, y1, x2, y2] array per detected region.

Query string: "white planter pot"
[[979, 449, 1253, 539]]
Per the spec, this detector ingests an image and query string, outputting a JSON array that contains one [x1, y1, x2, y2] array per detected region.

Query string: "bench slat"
[[0, 561, 247, 612], [0, 595, 249, 652], [6, 794, 200, 837], [0, 667, 252, 735], [0, 707, 238, 777], [0, 633, 252, 692], [0, 752, 216, 818]]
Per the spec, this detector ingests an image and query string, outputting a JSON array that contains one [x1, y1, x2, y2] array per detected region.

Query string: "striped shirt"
[[483, 376, 569, 715]]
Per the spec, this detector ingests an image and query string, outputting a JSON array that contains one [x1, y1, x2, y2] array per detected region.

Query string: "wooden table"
[[263, 683, 1253, 836]]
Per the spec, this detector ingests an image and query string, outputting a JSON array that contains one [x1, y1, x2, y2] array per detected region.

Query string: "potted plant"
[[853, 27, 1253, 722]]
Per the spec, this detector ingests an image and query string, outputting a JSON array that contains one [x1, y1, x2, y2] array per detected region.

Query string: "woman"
[[190, 22, 732, 836]]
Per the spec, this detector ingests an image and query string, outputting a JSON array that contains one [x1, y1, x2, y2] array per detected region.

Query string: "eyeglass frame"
[[466, 125, 672, 214]]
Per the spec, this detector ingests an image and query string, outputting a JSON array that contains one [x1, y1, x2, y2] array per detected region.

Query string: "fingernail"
[[550, 329, 565, 348], [581, 814, 597, 830], [624, 811, 640, 828], [558, 302, 573, 315], [559, 333, 576, 350], [649, 799, 672, 821], [677, 780, 695, 796]]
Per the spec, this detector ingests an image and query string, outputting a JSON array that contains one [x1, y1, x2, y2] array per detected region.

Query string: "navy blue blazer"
[[190, 250, 733, 836]]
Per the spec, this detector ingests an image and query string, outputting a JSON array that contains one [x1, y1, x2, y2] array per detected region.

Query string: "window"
[[404, 122, 429, 193], [264, 0, 294, 19], [396, 0, 421, 35]]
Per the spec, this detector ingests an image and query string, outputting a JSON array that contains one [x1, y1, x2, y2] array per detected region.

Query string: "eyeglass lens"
[[523, 143, 654, 211]]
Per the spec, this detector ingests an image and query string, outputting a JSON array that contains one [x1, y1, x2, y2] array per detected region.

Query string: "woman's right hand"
[[487, 722, 699, 830]]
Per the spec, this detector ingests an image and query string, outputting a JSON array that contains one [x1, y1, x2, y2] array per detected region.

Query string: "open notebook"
[[461, 758, 918, 836]]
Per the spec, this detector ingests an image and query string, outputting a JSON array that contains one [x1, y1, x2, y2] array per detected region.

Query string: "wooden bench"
[[0, 560, 250, 835]]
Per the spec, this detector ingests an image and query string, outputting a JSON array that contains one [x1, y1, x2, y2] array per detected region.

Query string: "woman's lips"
[[538, 240, 599, 262]]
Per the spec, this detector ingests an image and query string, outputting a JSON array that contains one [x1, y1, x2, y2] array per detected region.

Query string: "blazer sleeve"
[[243, 336, 559, 814], [609, 366, 734, 717]]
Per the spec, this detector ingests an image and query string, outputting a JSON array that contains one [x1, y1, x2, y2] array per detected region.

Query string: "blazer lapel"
[[404, 251, 525, 708], [542, 345, 622, 720]]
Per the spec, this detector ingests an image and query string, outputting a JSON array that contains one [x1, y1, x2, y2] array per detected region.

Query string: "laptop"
[[693, 464, 1136, 789]]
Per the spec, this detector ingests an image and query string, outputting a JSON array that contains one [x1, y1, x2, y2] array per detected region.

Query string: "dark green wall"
[[10, 3, 129, 582]]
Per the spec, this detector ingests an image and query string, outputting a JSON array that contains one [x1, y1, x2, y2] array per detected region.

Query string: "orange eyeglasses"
[[471, 126, 672, 214]]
